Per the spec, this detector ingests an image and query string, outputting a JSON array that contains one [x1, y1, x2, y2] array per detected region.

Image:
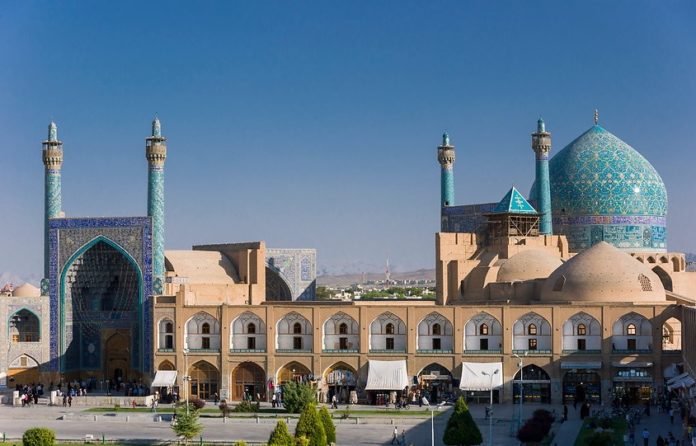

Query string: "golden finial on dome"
[[594, 109, 599, 125]]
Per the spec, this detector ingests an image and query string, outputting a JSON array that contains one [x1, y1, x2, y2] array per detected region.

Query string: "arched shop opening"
[[513, 364, 551, 404], [232, 362, 266, 402], [188, 361, 219, 400], [417, 363, 453, 404], [7, 354, 40, 386], [613, 367, 653, 404], [323, 362, 357, 404], [563, 370, 601, 404], [277, 361, 312, 385]]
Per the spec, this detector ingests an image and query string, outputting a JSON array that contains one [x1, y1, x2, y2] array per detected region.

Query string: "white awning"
[[460, 362, 503, 391], [667, 372, 689, 386], [365, 360, 409, 391], [561, 362, 602, 370], [668, 374, 695, 391], [151, 370, 177, 387], [611, 361, 653, 368]]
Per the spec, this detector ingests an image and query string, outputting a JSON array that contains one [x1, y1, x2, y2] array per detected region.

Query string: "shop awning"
[[561, 362, 602, 370], [151, 370, 177, 387], [365, 360, 409, 391], [668, 374, 695, 391], [459, 362, 503, 391], [611, 361, 653, 368], [667, 372, 689, 386]]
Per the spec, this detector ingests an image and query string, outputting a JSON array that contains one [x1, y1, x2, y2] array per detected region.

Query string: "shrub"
[[517, 409, 554, 444], [283, 381, 316, 414], [23, 428, 55, 446], [268, 420, 294, 446], [189, 397, 206, 410], [233, 442, 248, 446], [443, 397, 482, 446], [295, 403, 327, 446], [318, 406, 336, 445], [233, 400, 260, 412]]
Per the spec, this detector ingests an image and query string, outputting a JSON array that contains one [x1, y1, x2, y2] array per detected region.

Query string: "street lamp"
[[183, 347, 190, 415], [513, 352, 528, 431], [481, 369, 499, 446]]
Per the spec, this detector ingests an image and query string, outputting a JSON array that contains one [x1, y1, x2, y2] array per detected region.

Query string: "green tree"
[[282, 381, 316, 414], [442, 397, 482, 446], [295, 403, 327, 446], [268, 420, 294, 446], [171, 407, 203, 444], [22, 428, 55, 446], [294, 437, 310, 446], [315, 286, 331, 300], [318, 406, 336, 445]]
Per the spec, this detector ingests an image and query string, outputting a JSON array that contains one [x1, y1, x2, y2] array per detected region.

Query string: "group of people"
[[18, 384, 42, 406]]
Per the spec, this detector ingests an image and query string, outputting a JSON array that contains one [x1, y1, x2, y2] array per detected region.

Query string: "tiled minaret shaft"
[[532, 118, 553, 234], [43, 122, 63, 278], [437, 132, 456, 208], [146, 117, 167, 284]]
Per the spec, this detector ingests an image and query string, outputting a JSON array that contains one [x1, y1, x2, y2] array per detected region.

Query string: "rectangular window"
[[202, 337, 210, 349], [293, 336, 303, 350], [339, 337, 348, 350], [432, 338, 441, 350], [577, 339, 586, 351], [386, 337, 395, 350], [165, 335, 173, 349], [528, 338, 538, 350], [247, 337, 256, 350], [480, 338, 489, 351], [627, 338, 637, 350]]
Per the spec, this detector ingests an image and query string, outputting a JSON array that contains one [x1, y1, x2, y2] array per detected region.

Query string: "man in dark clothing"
[[563, 404, 568, 422]]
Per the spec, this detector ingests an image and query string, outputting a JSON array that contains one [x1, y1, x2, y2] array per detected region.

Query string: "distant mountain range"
[[317, 268, 435, 287]]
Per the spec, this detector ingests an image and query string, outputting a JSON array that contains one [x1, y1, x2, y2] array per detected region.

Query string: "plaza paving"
[[2, 399, 684, 445]]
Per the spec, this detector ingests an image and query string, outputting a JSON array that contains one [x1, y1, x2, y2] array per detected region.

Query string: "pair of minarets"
[[437, 120, 553, 234], [42, 119, 168, 285]]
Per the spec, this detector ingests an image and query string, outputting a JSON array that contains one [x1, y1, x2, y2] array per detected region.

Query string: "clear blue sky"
[[1, 1, 696, 279]]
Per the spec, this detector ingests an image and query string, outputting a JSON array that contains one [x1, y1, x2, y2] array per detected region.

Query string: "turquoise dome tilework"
[[531, 125, 668, 252]]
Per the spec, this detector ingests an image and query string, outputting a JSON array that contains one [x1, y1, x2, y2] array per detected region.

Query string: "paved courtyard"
[[3, 400, 684, 445]]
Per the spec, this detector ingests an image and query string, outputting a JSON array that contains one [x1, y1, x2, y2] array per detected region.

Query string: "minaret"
[[42, 122, 63, 278], [437, 132, 456, 207], [146, 117, 167, 290], [531, 118, 553, 234]]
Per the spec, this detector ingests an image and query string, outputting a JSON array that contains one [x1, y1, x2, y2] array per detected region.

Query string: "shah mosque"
[[1, 113, 696, 407]]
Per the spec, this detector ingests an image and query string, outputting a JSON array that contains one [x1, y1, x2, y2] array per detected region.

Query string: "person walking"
[[391, 426, 398, 444], [670, 407, 675, 424], [563, 404, 568, 422], [642, 428, 650, 446]]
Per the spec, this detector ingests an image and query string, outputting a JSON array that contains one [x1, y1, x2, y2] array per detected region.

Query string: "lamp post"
[[481, 369, 499, 446], [513, 352, 527, 431], [183, 348, 189, 415]]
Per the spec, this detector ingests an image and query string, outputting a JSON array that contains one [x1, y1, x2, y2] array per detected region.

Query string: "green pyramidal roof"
[[492, 187, 538, 214]]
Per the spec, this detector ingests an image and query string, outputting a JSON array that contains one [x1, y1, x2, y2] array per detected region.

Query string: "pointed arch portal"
[[60, 237, 143, 379]]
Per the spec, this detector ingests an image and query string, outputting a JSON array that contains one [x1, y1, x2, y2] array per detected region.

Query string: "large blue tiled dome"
[[534, 125, 667, 252]]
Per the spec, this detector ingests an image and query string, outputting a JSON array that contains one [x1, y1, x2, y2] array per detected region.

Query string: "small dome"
[[540, 242, 665, 302], [12, 283, 40, 297], [497, 250, 563, 282]]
